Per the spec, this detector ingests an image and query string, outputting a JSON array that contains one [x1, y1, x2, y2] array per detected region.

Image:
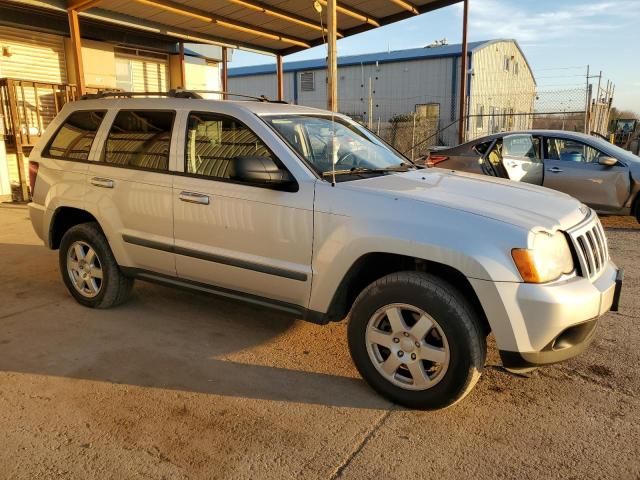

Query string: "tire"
[[348, 271, 486, 410], [59, 222, 134, 308]]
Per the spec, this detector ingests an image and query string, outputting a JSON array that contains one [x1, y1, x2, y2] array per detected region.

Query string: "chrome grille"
[[568, 213, 609, 280]]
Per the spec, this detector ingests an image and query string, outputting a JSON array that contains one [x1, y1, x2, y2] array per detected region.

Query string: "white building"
[[229, 39, 536, 146]]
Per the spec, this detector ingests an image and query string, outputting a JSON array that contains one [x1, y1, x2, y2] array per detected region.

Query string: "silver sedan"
[[425, 130, 640, 222]]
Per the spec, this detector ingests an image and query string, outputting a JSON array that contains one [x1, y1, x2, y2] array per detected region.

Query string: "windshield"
[[590, 136, 640, 164], [263, 114, 413, 178]]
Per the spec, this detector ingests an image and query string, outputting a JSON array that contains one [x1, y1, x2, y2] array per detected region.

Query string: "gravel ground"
[[0, 204, 638, 479]]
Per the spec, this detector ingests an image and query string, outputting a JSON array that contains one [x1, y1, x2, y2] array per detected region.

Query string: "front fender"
[[308, 183, 527, 313]]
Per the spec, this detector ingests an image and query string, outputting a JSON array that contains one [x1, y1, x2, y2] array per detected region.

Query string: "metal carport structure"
[[3, 0, 461, 107]]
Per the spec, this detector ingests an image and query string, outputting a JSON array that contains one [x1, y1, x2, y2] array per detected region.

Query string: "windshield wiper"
[[322, 165, 412, 177]]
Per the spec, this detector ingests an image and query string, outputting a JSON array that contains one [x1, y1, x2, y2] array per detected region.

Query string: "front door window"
[[545, 138, 603, 163]]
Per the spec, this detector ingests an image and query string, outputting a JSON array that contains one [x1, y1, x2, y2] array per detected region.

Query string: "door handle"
[[546, 167, 563, 173], [91, 177, 114, 188], [179, 191, 210, 205]]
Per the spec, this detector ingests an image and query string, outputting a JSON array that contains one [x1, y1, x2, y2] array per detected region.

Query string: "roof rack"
[[81, 89, 287, 104]]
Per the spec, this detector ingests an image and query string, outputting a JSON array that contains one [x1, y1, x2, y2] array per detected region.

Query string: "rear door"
[[86, 108, 176, 276], [500, 134, 543, 184], [542, 136, 630, 211]]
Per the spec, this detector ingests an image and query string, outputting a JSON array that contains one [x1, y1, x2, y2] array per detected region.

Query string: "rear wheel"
[[59, 222, 133, 308], [348, 272, 486, 410]]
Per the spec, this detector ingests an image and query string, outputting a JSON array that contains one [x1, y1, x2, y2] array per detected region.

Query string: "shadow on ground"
[[0, 242, 389, 410]]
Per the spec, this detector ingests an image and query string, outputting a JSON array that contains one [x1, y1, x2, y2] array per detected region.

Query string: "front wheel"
[[348, 272, 486, 410]]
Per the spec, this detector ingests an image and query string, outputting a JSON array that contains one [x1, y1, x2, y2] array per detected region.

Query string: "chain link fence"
[[341, 87, 612, 155]]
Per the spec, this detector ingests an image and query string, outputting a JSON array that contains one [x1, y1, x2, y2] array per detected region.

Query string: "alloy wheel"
[[67, 241, 103, 298], [365, 303, 450, 390]]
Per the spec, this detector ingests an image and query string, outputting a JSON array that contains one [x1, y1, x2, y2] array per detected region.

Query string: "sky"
[[229, 0, 640, 113]]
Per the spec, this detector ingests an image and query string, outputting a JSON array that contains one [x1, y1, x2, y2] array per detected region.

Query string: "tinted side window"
[[545, 138, 602, 163], [45, 111, 106, 160], [104, 110, 174, 171], [186, 112, 272, 179]]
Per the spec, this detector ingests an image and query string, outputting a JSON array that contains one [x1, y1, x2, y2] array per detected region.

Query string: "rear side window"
[[45, 111, 106, 160], [104, 110, 174, 171], [185, 112, 272, 180]]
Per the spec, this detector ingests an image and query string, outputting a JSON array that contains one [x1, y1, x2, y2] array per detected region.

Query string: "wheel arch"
[[325, 252, 491, 336], [49, 207, 99, 250]]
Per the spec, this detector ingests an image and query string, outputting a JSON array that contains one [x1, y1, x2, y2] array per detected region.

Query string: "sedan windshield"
[[264, 114, 413, 179]]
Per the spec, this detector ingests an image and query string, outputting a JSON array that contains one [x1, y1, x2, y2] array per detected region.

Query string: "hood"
[[349, 168, 587, 231]]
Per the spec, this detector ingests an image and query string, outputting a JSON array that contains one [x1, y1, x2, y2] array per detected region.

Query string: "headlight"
[[511, 231, 574, 283]]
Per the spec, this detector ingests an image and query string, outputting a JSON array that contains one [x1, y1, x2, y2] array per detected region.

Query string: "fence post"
[[367, 77, 373, 130], [583, 65, 590, 134], [411, 112, 417, 162]]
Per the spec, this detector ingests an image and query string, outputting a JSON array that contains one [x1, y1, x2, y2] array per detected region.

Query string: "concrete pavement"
[[0, 204, 638, 479]]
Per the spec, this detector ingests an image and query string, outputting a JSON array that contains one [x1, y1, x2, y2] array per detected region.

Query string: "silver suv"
[[28, 92, 623, 409]]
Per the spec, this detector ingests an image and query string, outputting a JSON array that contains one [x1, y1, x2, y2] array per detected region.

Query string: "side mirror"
[[231, 156, 297, 191], [599, 156, 618, 167]]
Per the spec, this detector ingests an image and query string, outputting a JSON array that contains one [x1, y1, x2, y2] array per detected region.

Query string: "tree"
[[609, 107, 639, 121]]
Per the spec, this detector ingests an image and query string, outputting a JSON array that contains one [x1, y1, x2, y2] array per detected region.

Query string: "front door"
[[500, 134, 543, 184], [86, 109, 176, 276], [542, 136, 630, 211], [172, 111, 314, 307]]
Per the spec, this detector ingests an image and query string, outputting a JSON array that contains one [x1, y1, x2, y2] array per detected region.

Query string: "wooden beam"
[[179, 42, 186, 88], [276, 54, 284, 101], [67, 9, 85, 96], [224, 0, 343, 37], [326, 0, 338, 112], [132, 0, 311, 48], [67, 0, 102, 12], [5, 80, 27, 201], [279, 0, 457, 56], [388, 0, 419, 15], [458, 0, 468, 144], [221, 47, 228, 100], [317, 0, 380, 27]]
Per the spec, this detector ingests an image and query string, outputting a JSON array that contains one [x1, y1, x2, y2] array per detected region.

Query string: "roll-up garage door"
[[0, 25, 67, 83], [115, 48, 169, 93], [0, 25, 68, 139]]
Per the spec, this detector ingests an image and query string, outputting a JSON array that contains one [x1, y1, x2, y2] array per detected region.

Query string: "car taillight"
[[426, 155, 449, 167], [28, 161, 39, 194]]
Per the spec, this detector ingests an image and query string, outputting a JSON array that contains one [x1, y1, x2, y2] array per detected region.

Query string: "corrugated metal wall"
[[0, 25, 68, 135], [0, 25, 69, 184], [468, 41, 536, 140], [227, 72, 294, 102], [229, 56, 458, 143], [115, 51, 169, 93], [0, 25, 67, 83], [132, 57, 168, 92]]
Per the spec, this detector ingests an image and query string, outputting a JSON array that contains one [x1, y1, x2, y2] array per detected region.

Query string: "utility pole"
[[326, 0, 338, 112], [458, 0, 469, 144]]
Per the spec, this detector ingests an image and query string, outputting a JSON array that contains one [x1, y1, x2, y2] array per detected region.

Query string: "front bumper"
[[470, 261, 621, 368]]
